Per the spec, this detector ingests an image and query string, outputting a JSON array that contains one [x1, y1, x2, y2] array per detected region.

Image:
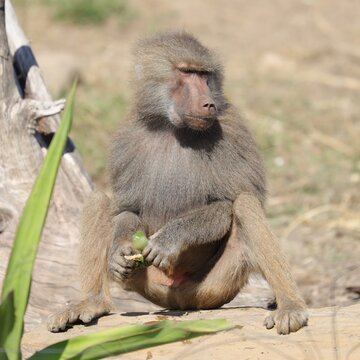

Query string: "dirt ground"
[[13, 0, 360, 309], [22, 304, 360, 360]]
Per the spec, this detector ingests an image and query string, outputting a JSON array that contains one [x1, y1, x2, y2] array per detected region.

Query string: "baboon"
[[48, 32, 308, 335]]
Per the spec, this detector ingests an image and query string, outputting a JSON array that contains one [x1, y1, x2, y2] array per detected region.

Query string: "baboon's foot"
[[47, 298, 112, 332], [263, 305, 308, 335]]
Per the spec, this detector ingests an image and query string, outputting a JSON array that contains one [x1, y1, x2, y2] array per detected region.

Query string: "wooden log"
[[0, 0, 93, 330], [5, 0, 93, 194]]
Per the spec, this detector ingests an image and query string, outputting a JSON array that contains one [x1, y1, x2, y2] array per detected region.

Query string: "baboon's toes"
[[263, 314, 275, 329], [79, 312, 94, 323], [47, 300, 111, 332], [264, 308, 308, 335], [47, 311, 71, 332]]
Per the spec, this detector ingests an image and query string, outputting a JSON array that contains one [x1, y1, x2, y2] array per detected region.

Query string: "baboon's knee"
[[84, 191, 111, 215], [81, 192, 111, 228], [80, 191, 113, 256], [233, 192, 264, 224]]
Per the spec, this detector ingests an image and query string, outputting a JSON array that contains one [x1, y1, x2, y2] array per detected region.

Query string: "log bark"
[[0, 0, 93, 329]]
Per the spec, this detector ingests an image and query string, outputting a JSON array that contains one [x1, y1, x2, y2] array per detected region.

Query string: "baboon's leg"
[[47, 191, 113, 332], [117, 192, 307, 336], [233, 192, 308, 334], [126, 223, 250, 310]]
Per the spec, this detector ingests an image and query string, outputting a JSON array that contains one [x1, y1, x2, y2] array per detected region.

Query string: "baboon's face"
[[167, 64, 218, 131]]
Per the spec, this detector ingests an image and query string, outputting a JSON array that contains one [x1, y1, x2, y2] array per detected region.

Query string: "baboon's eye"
[[179, 68, 211, 76], [179, 68, 197, 74]]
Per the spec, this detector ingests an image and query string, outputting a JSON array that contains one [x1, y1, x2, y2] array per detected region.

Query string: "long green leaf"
[[0, 292, 15, 348], [0, 82, 77, 360], [29, 319, 232, 360]]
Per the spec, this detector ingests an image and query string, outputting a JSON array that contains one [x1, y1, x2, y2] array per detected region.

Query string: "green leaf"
[[0, 292, 15, 360], [29, 319, 232, 360], [0, 82, 77, 360]]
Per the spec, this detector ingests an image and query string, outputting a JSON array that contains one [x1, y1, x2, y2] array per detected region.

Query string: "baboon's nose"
[[203, 102, 217, 116]]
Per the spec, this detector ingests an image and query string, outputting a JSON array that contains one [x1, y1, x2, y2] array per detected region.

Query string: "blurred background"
[[13, 0, 360, 308]]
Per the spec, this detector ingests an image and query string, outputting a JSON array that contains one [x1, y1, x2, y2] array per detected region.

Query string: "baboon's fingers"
[[152, 254, 162, 267], [109, 245, 138, 280], [142, 244, 152, 258], [143, 246, 158, 263], [113, 253, 135, 268], [158, 258, 170, 271], [119, 245, 134, 257], [109, 263, 133, 280]]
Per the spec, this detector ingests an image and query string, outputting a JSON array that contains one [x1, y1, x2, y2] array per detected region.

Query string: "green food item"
[[124, 254, 147, 267], [132, 230, 149, 251], [126, 231, 150, 267]]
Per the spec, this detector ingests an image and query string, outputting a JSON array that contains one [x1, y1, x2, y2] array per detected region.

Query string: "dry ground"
[[22, 304, 360, 360], [14, 0, 360, 309]]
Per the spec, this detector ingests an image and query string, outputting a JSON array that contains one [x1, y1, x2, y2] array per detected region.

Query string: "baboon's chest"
[[140, 142, 212, 222]]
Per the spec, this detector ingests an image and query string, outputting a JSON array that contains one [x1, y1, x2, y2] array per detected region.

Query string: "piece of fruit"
[[124, 231, 150, 267], [132, 230, 149, 251]]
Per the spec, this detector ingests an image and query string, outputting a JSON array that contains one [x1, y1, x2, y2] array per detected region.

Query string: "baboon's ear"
[[135, 64, 143, 80]]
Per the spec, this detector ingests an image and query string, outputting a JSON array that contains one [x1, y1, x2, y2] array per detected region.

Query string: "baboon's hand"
[[142, 231, 180, 272], [263, 303, 308, 335], [109, 244, 138, 281]]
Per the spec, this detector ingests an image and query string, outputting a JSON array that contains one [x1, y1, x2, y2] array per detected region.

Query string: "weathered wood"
[[0, 0, 16, 102], [5, 0, 93, 194], [0, 0, 93, 330]]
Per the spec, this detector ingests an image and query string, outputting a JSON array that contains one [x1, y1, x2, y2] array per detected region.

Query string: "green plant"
[[13, 0, 133, 25], [48, 0, 131, 25], [0, 82, 77, 360], [29, 319, 231, 359]]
